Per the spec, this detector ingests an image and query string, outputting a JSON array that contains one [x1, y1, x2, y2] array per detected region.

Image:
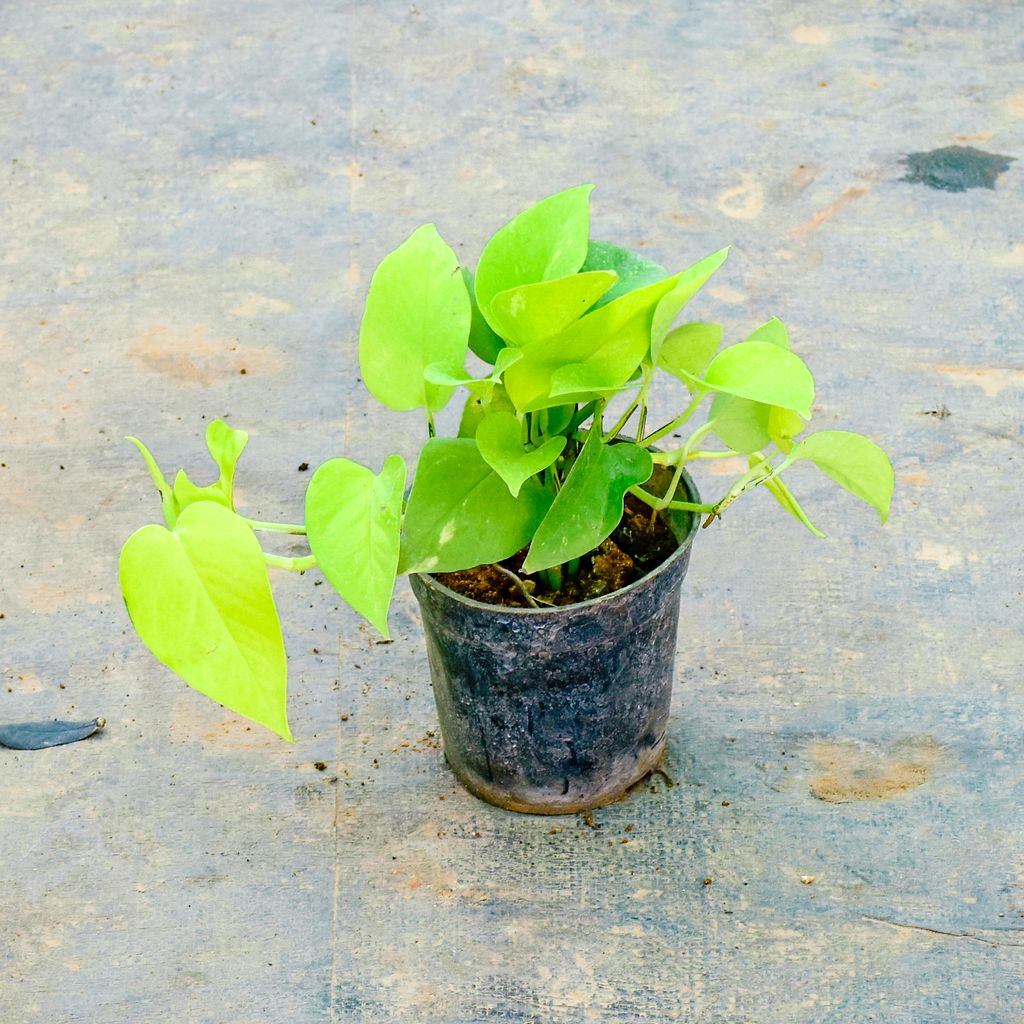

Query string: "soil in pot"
[[436, 493, 679, 608]]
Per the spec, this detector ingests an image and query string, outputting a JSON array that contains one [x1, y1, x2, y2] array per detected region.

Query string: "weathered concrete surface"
[[1, 2, 1022, 1021]]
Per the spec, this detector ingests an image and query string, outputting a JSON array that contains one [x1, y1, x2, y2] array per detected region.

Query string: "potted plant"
[[119, 184, 893, 814]]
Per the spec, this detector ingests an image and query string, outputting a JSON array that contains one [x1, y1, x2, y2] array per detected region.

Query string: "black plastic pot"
[[409, 465, 700, 815]]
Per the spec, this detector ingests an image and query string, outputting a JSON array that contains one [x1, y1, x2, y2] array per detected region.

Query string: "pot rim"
[[411, 464, 701, 617]]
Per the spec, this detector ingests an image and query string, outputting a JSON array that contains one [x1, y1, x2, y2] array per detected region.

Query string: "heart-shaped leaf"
[[119, 501, 291, 740], [656, 322, 723, 387], [359, 223, 471, 412], [305, 455, 406, 638], [476, 411, 567, 497], [790, 430, 894, 523], [580, 241, 667, 308], [523, 429, 653, 573], [487, 271, 617, 346], [400, 438, 552, 573], [710, 392, 773, 453], [686, 340, 815, 417], [504, 266, 704, 412], [710, 395, 806, 454], [475, 184, 594, 324]]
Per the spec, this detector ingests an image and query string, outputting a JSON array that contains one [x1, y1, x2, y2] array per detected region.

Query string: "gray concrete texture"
[[1, 1, 1022, 1021]]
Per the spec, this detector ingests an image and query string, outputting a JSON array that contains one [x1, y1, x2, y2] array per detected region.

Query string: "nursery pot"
[[409, 465, 700, 815]]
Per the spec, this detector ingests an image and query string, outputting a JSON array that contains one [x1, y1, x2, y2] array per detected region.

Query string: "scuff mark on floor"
[[791, 186, 869, 235]]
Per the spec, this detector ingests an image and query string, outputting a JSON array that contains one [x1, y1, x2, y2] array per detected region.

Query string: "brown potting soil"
[[435, 494, 683, 608]]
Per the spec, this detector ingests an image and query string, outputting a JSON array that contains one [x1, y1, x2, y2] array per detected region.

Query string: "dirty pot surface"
[[409, 468, 700, 815]]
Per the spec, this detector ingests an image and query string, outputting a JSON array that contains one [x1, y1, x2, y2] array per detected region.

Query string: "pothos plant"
[[120, 184, 894, 742]]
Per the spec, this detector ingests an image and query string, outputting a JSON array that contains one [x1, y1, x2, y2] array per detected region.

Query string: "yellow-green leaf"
[[119, 501, 291, 740], [475, 184, 594, 323], [687, 340, 815, 417], [523, 430, 652, 573], [305, 455, 406, 638], [487, 271, 617, 346], [400, 438, 552, 573], [476, 411, 566, 497], [359, 224, 471, 412], [791, 430, 894, 523]]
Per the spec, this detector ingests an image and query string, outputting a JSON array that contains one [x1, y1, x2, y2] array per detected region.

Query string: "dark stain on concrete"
[[901, 145, 1015, 192]]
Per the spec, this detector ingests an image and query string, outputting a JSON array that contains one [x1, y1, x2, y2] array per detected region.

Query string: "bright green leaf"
[[710, 395, 805, 454], [687, 340, 815, 417], [119, 501, 291, 741], [305, 455, 406, 638], [172, 468, 229, 511], [541, 404, 577, 435], [476, 411, 566, 497], [504, 267, 705, 412], [745, 316, 789, 348], [359, 223, 471, 412], [548, 361, 643, 399], [127, 419, 249, 528], [523, 430, 653, 573], [656, 322, 723, 387], [710, 393, 772, 453], [456, 382, 516, 438], [127, 435, 178, 528], [423, 364, 477, 389], [580, 241, 667, 308], [475, 184, 594, 324], [458, 395, 487, 439], [462, 267, 505, 364], [424, 347, 523, 399], [487, 271, 617, 346], [768, 406, 804, 453], [649, 248, 730, 362], [400, 438, 552, 573], [169, 419, 250, 514], [790, 430, 894, 523], [205, 420, 248, 495]]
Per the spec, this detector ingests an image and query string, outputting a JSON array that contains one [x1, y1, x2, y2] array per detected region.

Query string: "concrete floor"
[[1, 2, 1023, 1021]]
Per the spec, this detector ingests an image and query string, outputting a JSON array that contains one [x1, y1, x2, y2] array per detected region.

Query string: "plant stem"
[[702, 452, 783, 527], [641, 390, 706, 447], [426, 408, 436, 438], [682, 420, 718, 458], [491, 563, 541, 609], [627, 486, 716, 514], [636, 369, 653, 441], [652, 459, 688, 521], [264, 553, 318, 572], [603, 397, 640, 442], [244, 518, 307, 535], [564, 401, 598, 435], [538, 565, 562, 591]]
